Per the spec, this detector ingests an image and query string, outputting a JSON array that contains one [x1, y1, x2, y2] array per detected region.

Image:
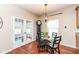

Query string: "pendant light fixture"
[[44, 4, 48, 22], [44, 4, 48, 39], [44, 4, 48, 33]]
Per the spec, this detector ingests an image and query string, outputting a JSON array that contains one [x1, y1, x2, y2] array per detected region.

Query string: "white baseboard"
[[61, 43, 76, 48], [1, 39, 36, 54]]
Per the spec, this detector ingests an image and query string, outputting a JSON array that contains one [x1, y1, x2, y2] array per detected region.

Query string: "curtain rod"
[[48, 13, 63, 16]]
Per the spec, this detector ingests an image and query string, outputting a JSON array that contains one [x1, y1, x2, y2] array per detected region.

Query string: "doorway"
[[14, 18, 33, 46]]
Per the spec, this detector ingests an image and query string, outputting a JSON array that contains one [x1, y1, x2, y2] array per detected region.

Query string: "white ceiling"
[[17, 4, 73, 16]]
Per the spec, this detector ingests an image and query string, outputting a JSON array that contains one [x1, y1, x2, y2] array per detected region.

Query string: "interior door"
[[25, 20, 33, 40], [22, 20, 33, 42], [14, 18, 33, 46], [14, 18, 24, 46]]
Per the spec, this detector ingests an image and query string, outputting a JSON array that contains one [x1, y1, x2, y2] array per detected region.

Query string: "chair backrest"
[[53, 36, 61, 48], [41, 32, 44, 40], [51, 32, 57, 42], [52, 32, 57, 38]]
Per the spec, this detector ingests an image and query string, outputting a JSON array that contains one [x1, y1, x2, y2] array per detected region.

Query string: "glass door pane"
[[14, 18, 24, 46], [14, 18, 33, 46], [26, 20, 33, 40]]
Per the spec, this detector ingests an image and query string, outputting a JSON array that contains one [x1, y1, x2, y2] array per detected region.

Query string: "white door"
[[14, 18, 33, 46], [14, 18, 24, 46], [23, 20, 33, 42]]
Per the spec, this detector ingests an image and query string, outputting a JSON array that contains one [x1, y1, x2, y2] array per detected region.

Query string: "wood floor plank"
[[7, 41, 76, 54]]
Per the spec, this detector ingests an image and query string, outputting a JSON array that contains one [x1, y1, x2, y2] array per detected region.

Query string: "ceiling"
[[17, 4, 73, 17]]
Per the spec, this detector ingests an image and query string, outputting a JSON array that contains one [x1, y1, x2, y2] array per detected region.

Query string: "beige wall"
[[0, 4, 78, 53], [0, 5, 37, 53], [38, 5, 78, 48]]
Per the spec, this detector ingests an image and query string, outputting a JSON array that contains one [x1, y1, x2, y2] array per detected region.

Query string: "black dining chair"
[[49, 32, 57, 47], [38, 32, 51, 52], [38, 32, 46, 52], [49, 36, 62, 54]]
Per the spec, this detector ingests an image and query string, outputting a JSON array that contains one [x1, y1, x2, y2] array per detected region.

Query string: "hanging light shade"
[[44, 4, 48, 33], [44, 4, 48, 22]]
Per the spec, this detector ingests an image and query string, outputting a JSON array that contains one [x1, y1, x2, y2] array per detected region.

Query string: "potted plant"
[[44, 32, 49, 39]]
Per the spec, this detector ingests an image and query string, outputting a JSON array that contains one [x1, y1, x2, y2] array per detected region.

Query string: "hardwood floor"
[[7, 41, 76, 54]]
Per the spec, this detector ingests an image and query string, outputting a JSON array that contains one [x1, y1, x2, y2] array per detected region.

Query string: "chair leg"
[[50, 49, 54, 54], [58, 47, 60, 54], [51, 48, 60, 54]]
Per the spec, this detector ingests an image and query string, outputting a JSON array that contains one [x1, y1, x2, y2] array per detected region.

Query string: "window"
[[47, 19, 59, 38]]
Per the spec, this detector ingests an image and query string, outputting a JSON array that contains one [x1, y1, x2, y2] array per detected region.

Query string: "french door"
[[14, 18, 33, 46]]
